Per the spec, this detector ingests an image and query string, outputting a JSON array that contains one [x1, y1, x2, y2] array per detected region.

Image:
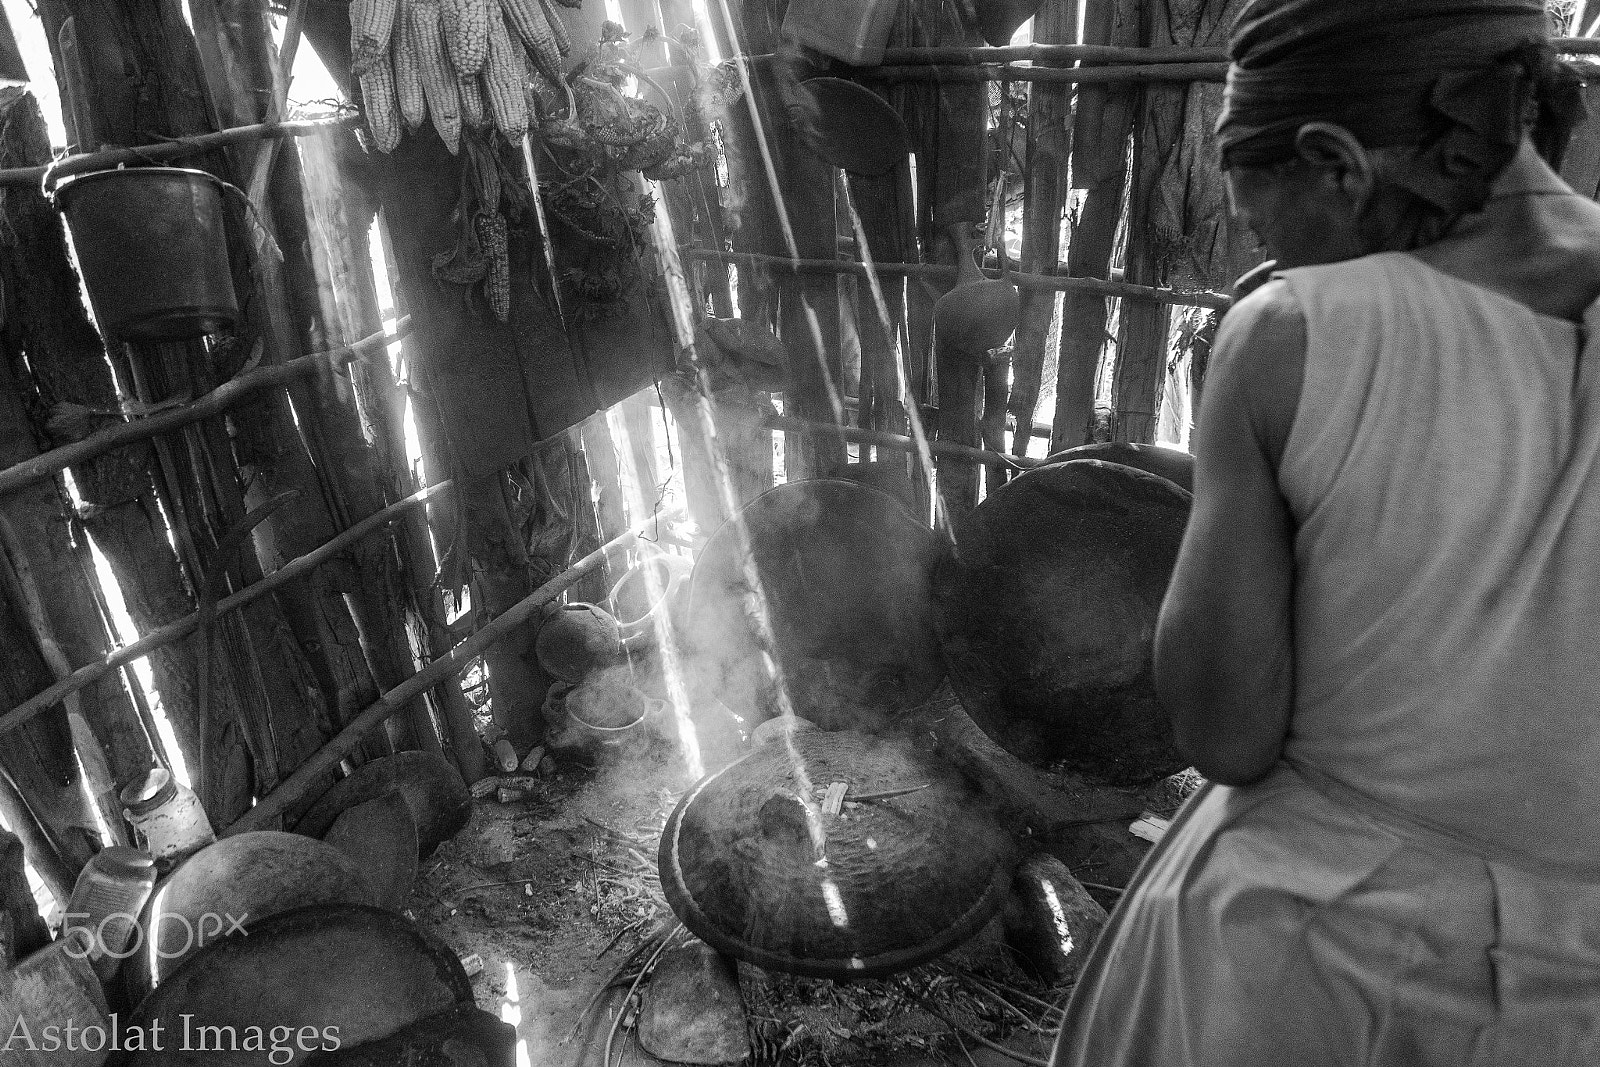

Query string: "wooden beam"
[[682, 249, 1228, 307], [0, 319, 410, 500], [0, 114, 361, 187], [0, 480, 452, 741]]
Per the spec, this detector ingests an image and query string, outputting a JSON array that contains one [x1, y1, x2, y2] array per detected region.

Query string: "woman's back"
[[1276, 245, 1600, 874]]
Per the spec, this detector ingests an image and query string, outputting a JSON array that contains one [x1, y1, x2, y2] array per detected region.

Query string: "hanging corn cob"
[[442, 0, 491, 76], [459, 71, 489, 129], [475, 211, 511, 322], [484, 6, 531, 142], [359, 52, 404, 153], [538, 0, 571, 57], [350, 0, 399, 75], [501, 0, 565, 86], [393, 0, 428, 131], [409, 0, 463, 153], [548, 0, 582, 9]]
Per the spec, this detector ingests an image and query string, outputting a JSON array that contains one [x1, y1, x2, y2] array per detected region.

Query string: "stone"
[[637, 941, 749, 1064], [1002, 852, 1108, 986]]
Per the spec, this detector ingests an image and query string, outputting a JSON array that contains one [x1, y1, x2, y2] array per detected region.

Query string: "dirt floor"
[[401, 698, 1192, 1067]]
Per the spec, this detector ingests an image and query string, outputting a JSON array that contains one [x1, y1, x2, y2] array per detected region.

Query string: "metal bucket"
[[53, 166, 239, 341]]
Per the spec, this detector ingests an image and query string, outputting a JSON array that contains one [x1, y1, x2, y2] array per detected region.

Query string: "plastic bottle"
[[64, 846, 156, 980], [119, 767, 215, 873]]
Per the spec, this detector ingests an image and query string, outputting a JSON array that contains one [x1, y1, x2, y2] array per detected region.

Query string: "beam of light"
[[501, 962, 533, 1067], [1040, 879, 1075, 961], [646, 178, 823, 848], [602, 407, 704, 780], [708, 0, 801, 262], [819, 877, 850, 930], [840, 184, 954, 541]]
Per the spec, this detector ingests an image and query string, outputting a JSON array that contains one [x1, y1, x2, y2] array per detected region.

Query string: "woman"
[[1051, 2, 1600, 1064]]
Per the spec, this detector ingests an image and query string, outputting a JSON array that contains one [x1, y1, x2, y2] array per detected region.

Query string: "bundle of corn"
[[358, 0, 577, 153]]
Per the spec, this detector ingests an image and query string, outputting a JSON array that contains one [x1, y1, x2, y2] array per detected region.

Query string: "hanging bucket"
[[52, 166, 239, 341]]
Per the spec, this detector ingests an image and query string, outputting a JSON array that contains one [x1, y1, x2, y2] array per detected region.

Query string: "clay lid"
[[932, 459, 1192, 785], [659, 730, 1013, 979]]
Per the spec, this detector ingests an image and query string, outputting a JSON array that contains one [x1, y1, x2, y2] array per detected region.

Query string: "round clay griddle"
[[932, 460, 1192, 786], [659, 730, 1012, 979], [135, 830, 376, 996], [684, 479, 944, 733], [1046, 441, 1194, 493], [126, 903, 472, 1066], [293, 751, 471, 857], [323, 793, 419, 912]]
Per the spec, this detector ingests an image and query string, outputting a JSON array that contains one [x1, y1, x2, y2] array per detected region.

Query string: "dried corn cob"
[[484, 7, 530, 142], [393, 0, 428, 130], [475, 211, 511, 323], [537, 0, 570, 56], [359, 53, 403, 153], [549, 0, 582, 9], [410, 0, 463, 153], [351, 0, 399, 75], [501, 0, 564, 85], [460, 72, 488, 129], [442, 0, 490, 76]]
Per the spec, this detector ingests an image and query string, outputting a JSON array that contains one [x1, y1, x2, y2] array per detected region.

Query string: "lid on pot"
[[659, 729, 1013, 979]]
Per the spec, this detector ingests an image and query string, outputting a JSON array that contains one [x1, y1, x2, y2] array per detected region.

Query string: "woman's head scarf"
[[1216, 0, 1585, 213]]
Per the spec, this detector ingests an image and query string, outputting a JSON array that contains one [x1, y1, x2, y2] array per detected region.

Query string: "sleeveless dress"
[[1050, 252, 1600, 1067]]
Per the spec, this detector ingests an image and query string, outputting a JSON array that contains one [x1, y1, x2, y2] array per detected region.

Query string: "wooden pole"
[[1011, 0, 1079, 460], [0, 114, 362, 188], [0, 481, 451, 741], [681, 248, 1227, 307], [1050, 0, 1142, 453], [0, 320, 410, 500], [222, 508, 683, 837]]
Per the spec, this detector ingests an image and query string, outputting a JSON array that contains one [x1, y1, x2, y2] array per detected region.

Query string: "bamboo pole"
[[682, 248, 1228, 308], [0, 479, 450, 740], [0, 113, 362, 187], [222, 507, 684, 837], [864, 61, 1226, 83], [721, 37, 1600, 68], [0, 318, 411, 500]]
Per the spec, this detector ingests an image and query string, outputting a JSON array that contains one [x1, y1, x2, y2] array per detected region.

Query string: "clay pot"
[[124, 904, 473, 1066], [135, 831, 375, 994], [932, 459, 1192, 785], [684, 480, 944, 732], [293, 751, 472, 858], [535, 602, 628, 682], [933, 228, 1019, 354], [660, 730, 1013, 979]]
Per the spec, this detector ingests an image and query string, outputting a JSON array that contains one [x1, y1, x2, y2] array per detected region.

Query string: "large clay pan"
[[660, 730, 1012, 979], [933, 460, 1192, 785], [124, 903, 472, 1066], [293, 751, 471, 857]]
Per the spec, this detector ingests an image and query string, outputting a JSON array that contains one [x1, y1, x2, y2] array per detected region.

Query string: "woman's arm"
[[1154, 281, 1305, 787]]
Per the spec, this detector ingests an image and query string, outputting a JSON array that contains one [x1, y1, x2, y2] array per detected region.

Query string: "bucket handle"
[[42, 163, 282, 267]]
